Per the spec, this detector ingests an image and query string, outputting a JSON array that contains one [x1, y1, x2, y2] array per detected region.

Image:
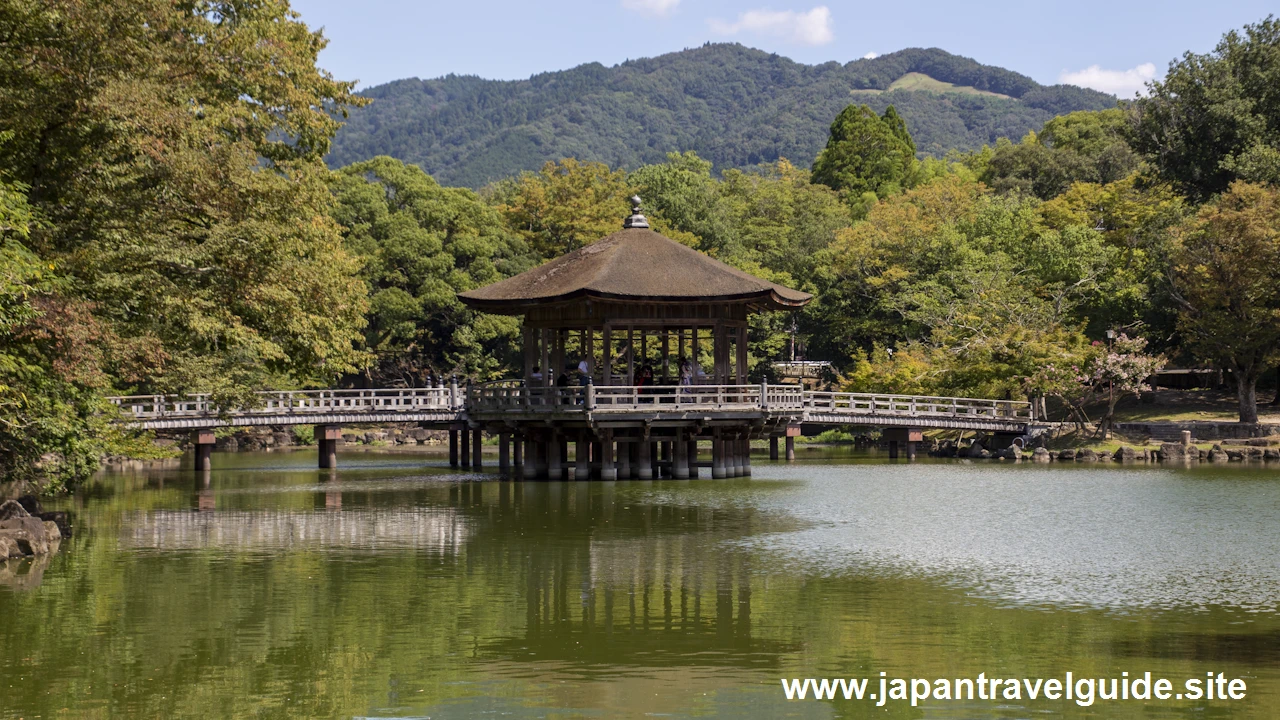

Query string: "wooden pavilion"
[[457, 197, 811, 480]]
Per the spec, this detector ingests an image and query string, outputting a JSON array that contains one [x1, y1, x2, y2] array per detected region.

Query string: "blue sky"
[[292, 1, 1274, 96]]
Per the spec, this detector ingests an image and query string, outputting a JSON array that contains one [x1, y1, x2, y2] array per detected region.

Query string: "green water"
[[2, 450, 1279, 719]]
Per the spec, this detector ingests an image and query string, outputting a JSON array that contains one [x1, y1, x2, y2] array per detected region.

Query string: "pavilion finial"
[[623, 195, 650, 229]]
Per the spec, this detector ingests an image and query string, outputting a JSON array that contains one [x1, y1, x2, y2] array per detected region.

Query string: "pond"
[[2, 450, 1279, 718]]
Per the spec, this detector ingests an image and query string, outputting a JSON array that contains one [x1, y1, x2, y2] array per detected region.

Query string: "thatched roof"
[[458, 228, 812, 313]]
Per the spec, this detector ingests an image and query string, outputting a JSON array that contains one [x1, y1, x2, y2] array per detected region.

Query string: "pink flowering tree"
[[1024, 334, 1166, 436], [1085, 334, 1167, 436]]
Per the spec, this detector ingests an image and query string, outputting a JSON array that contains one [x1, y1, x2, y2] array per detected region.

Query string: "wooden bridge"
[[109, 383, 1034, 472], [109, 384, 1033, 432]]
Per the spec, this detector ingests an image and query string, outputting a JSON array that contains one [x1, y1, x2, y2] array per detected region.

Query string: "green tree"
[[811, 104, 918, 216], [1132, 16, 1280, 201], [0, 175, 154, 492], [973, 109, 1139, 200], [495, 159, 637, 259], [333, 157, 535, 382], [0, 0, 370, 407], [1170, 182, 1280, 423]]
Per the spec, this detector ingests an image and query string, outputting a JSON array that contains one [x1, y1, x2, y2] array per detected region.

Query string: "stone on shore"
[[0, 500, 63, 559], [1113, 447, 1138, 462], [1077, 449, 1099, 462], [1057, 449, 1076, 461]]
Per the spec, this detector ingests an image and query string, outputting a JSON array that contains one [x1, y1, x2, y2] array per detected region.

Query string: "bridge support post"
[[600, 431, 617, 480], [472, 429, 483, 469], [534, 435, 548, 480], [742, 438, 752, 476], [687, 439, 699, 479], [618, 439, 631, 478], [785, 436, 795, 462], [637, 438, 653, 479], [575, 435, 590, 481], [499, 432, 510, 475], [712, 435, 726, 479], [883, 428, 923, 462], [660, 442, 671, 477], [191, 430, 215, 472], [449, 429, 459, 467], [314, 425, 339, 469], [513, 433, 525, 479], [460, 429, 471, 469], [673, 437, 689, 479], [548, 434, 562, 481], [769, 436, 779, 461]]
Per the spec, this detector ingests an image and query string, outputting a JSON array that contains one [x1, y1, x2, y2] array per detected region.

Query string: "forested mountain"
[[328, 45, 1119, 187]]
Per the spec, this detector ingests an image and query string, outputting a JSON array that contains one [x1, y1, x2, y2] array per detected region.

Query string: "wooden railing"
[[467, 383, 806, 413], [107, 385, 1033, 424], [108, 388, 461, 419], [802, 392, 1034, 421]]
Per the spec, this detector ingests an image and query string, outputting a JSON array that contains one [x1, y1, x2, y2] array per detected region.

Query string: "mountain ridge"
[[328, 45, 1119, 187]]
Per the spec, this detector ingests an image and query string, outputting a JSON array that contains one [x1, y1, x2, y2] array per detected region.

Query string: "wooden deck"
[[108, 384, 1034, 434]]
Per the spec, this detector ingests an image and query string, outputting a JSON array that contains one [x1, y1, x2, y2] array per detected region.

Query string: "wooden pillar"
[[585, 328, 595, 380], [449, 429, 459, 467], [687, 438, 699, 479], [690, 327, 699, 377], [627, 326, 635, 385], [603, 325, 613, 386], [548, 434, 562, 480], [460, 427, 471, 469], [499, 432, 511, 474], [540, 327, 551, 387], [553, 328, 565, 384], [907, 441, 917, 461], [523, 325, 534, 382], [674, 437, 689, 479], [472, 428, 483, 469], [601, 431, 617, 480], [575, 435, 590, 481], [785, 435, 796, 462], [712, 434, 726, 479], [514, 433, 525, 479], [728, 436, 740, 477], [314, 425, 338, 470], [661, 331, 670, 382], [591, 439, 603, 479], [888, 440, 899, 459], [629, 441, 640, 479], [769, 436, 779, 461], [742, 438, 752, 476], [192, 429, 215, 472], [737, 325, 748, 385], [638, 437, 653, 479], [534, 436, 548, 479], [618, 439, 631, 478]]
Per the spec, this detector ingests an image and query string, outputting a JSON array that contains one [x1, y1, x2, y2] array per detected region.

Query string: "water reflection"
[[1, 453, 1279, 719]]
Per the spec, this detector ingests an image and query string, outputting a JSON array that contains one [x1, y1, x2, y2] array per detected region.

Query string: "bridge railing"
[[802, 391, 1034, 421], [108, 388, 461, 419], [467, 383, 807, 413]]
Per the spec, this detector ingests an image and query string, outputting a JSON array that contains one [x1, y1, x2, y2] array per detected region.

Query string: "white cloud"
[[1058, 62, 1158, 97], [708, 6, 834, 46], [622, 0, 680, 16], [862, 51, 879, 59]]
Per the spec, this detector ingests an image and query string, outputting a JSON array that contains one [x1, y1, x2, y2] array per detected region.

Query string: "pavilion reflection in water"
[[447, 479, 795, 666]]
